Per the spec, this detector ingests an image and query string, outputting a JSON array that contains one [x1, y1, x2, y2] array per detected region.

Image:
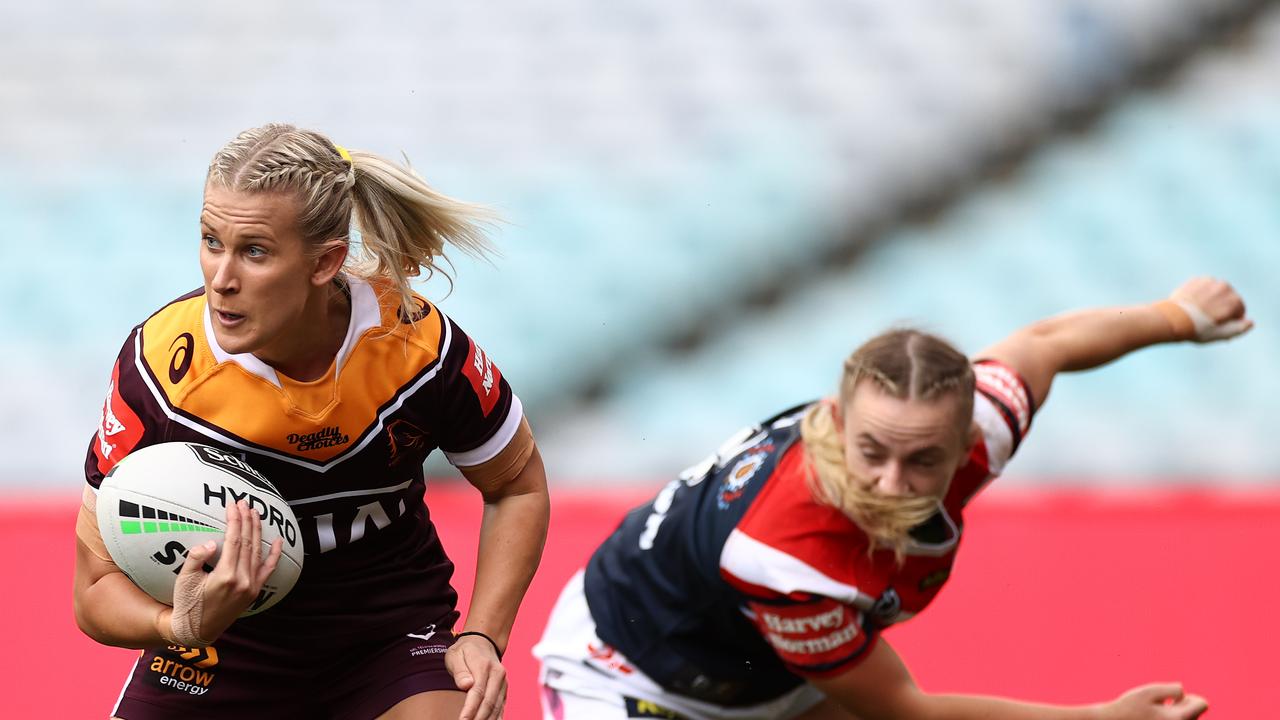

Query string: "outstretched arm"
[[977, 277, 1251, 409], [810, 638, 1208, 720]]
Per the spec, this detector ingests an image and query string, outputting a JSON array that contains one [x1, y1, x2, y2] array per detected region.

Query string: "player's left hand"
[[1169, 276, 1253, 342], [445, 634, 506, 720]]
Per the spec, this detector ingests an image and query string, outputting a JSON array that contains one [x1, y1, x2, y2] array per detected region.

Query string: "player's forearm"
[[1017, 302, 1183, 376], [75, 570, 173, 649], [462, 453, 550, 650], [907, 693, 1106, 720], [825, 641, 1111, 720]]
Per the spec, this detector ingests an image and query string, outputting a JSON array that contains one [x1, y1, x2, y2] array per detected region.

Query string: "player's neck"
[[255, 282, 351, 382]]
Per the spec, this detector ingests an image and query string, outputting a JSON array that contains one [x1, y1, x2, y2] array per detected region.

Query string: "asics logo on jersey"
[[287, 425, 350, 452], [168, 332, 194, 384]]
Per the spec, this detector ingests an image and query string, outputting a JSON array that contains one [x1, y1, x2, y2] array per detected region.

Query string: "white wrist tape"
[[1174, 300, 1251, 342]]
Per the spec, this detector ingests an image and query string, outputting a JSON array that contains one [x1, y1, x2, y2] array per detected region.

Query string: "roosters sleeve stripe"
[[720, 528, 869, 605], [973, 362, 1034, 450]]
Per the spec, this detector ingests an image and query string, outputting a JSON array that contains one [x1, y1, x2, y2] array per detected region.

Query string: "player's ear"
[[828, 397, 845, 431], [311, 239, 348, 287]]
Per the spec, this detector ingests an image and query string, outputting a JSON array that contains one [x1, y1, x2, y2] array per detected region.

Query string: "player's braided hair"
[[206, 123, 495, 321], [801, 329, 975, 561]]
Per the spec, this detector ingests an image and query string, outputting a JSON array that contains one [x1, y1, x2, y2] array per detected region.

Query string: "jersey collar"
[[202, 275, 382, 388]]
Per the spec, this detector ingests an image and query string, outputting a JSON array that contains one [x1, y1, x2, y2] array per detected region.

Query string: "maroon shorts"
[[110, 619, 459, 719]]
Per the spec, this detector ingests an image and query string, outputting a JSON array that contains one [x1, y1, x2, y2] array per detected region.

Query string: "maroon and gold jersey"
[[85, 276, 527, 644]]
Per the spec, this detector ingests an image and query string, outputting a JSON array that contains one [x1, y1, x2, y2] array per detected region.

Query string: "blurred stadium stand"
[[546, 12, 1280, 481], [0, 0, 1275, 484]]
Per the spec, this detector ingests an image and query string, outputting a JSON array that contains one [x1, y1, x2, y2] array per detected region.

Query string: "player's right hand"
[[1103, 683, 1209, 720], [446, 634, 507, 720], [168, 499, 283, 646]]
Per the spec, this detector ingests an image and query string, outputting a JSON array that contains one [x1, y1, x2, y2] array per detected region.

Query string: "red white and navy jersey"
[[85, 276, 526, 644], [583, 361, 1034, 706]]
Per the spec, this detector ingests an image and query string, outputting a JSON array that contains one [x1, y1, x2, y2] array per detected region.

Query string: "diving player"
[[535, 277, 1249, 720]]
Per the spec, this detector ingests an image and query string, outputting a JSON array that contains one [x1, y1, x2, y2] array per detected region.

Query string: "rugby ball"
[[96, 442, 304, 616]]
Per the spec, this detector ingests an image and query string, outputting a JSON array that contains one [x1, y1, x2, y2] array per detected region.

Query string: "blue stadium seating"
[[0, 0, 1269, 483], [559, 25, 1280, 480]]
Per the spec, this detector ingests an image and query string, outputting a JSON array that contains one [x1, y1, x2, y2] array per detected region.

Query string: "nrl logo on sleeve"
[[98, 381, 126, 459], [462, 338, 503, 417], [94, 360, 144, 473]]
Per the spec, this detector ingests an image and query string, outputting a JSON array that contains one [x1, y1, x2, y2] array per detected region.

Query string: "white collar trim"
[[202, 275, 382, 388]]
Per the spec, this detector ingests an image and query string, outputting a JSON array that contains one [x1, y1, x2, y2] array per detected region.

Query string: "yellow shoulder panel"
[[142, 285, 450, 463], [138, 292, 217, 405]]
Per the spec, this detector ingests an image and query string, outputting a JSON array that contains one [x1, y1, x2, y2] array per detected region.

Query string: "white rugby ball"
[[96, 442, 304, 616]]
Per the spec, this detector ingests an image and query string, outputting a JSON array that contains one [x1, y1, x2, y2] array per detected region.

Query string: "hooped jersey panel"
[[585, 404, 821, 706], [584, 361, 1035, 704]]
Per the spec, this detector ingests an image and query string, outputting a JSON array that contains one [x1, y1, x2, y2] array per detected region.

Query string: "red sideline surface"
[[3, 485, 1276, 718]]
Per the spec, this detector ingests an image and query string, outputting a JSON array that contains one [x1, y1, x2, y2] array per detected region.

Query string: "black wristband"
[[455, 631, 503, 660]]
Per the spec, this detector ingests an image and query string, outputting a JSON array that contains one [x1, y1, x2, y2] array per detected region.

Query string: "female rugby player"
[[535, 277, 1249, 720], [73, 124, 547, 720]]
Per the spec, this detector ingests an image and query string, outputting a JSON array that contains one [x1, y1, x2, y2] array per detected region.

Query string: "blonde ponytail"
[[207, 123, 497, 321], [346, 151, 497, 318]]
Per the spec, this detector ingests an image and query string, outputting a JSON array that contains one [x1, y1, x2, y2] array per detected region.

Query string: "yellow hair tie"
[[334, 144, 353, 165]]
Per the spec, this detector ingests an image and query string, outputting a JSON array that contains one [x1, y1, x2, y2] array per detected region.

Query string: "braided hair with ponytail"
[[207, 123, 495, 321]]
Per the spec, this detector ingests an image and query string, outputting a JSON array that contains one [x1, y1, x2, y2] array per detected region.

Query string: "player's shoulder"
[[968, 358, 1035, 479], [138, 287, 207, 340], [697, 403, 808, 508], [350, 278, 453, 364], [719, 418, 876, 607], [131, 287, 211, 389]]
